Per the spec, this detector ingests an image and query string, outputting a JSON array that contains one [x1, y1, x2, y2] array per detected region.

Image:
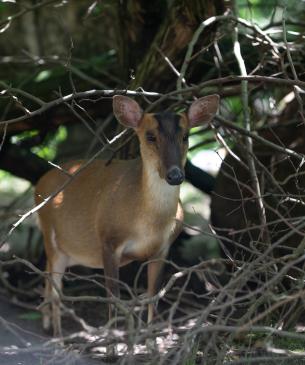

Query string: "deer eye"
[[183, 133, 189, 142], [146, 132, 156, 142]]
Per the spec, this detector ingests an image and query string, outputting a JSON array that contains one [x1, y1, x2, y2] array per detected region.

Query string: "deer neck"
[[141, 159, 180, 216]]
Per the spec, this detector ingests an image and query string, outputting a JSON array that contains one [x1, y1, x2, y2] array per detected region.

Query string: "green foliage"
[[18, 311, 41, 321], [188, 130, 218, 157], [0, 170, 30, 195], [188, 0, 305, 159], [273, 336, 305, 352], [237, 0, 305, 26], [0, 1, 16, 12], [11, 130, 39, 143], [225, 96, 243, 116], [31, 52, 116, 88], [0, 50, 117, 107], [10, 126, 67, 161], [34, 70, 52, 83], [235, 331, 305, 353], [182, 340, 199, 365], [31, 126, 67, 160]]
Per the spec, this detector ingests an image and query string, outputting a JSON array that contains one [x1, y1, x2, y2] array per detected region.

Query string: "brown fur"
[[36, 115, 186, 335], [35, 95, 219, 336]]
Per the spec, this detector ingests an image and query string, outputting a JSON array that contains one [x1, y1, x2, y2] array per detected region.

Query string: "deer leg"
[[147, 211, 183, 322], [44, 251, 68, 337], [147, 249, 168, 323], [103, 248, 120, 323], [102, 248, 120, 357], [42, 260, 52, 332]]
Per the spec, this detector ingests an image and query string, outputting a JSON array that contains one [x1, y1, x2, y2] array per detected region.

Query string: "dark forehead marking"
[[153, 112, 181, 135]]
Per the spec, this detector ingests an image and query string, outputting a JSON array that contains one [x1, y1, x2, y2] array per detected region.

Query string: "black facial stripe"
[[154, 112, 181, 139]]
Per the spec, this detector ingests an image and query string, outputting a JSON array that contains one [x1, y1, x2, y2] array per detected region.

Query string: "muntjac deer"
[[35, 94, 219, 336]]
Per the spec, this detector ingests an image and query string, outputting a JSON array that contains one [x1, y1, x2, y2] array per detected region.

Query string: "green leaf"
[[34, 70, 52, 83], [19, 311, 41, 321]]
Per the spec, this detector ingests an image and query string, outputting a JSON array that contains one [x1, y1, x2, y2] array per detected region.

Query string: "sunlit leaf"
[[35, 70, 52, 83]]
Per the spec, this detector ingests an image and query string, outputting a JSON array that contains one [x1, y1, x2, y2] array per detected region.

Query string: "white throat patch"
[[144, 166, 180, 212]]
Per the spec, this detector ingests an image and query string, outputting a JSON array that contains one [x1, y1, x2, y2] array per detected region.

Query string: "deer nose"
[[166, 166, 185, 185]]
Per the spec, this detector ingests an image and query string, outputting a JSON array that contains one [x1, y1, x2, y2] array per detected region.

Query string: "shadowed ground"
[[0, 295, 103, 365]]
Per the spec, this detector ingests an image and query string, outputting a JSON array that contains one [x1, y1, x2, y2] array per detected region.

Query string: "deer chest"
[[119, 219, 175, 261]]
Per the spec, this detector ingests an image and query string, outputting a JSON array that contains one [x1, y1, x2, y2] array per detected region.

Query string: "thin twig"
[[232, 21, 270, 244]]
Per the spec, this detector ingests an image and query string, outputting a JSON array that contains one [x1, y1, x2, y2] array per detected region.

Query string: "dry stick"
[[176, 13, 281, 92], [0, 0, 62, 29], [232, 222, 305, 306], [282, 8, 305, 124], [239, 287, 305, 331], [176, 16, 215, 92], [0, 119, 8, 153], [195, 74, 305, 93], [233, 25, 270, 245], [215, 114, 305, 161], [64, 100, 106, 147], [0, 88, 161, 126], [155, 46, 188, 87], [213, 155, 305, 243], [62, 61, 109, 89], [148, 75, 305, 113], [0, 81, 45, 106], [183, 219, 305, 348], [1, 76, 305, 127], [5, 257, 134, 329], [1, 255, 207, 318], [212, 124, 249, 170]]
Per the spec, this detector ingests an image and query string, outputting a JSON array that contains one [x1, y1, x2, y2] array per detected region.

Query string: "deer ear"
[[188, 94, 220, 128], [113, 95, 143, 128]]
